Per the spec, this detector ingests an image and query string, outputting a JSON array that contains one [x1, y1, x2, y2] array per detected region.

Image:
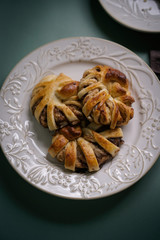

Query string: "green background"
[[0, 1, 160, 240]]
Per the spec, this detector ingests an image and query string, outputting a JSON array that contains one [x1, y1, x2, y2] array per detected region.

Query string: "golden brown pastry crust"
[[78, 65, 135, 129], [30, 74, 83, 130], [48, 125, 123, 172], [30, 66, 134, 172]]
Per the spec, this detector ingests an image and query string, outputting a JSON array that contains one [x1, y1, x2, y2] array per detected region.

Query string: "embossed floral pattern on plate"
[[0, 37, 160, 199]]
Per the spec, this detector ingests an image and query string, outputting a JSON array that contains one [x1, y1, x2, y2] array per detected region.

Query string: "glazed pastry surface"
[[78, 65, 135, 129], [30, 74, 83, 130], [48, 125, 123, 172]]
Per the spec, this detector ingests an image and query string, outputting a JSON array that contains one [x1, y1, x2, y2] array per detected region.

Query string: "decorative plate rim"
[[0, 36, 160, 200]]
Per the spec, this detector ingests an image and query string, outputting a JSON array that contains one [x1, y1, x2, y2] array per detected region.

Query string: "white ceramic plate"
[[99, 0, 160, 32], [0, 37, 160, 199]]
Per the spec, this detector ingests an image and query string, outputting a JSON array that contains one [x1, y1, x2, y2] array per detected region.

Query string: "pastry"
[[30, 74, 83, 130], [78, 65, 135, 129], [48, 125, 123, 172]]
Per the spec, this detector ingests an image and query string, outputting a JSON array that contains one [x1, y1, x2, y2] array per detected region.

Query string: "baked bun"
[[78, 65, 135, 129], [48, 125, 123, 172], [30, 74, 83, 130]]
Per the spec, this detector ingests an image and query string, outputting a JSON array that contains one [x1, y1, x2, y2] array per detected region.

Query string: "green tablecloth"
[[0, 1, 160, 240]]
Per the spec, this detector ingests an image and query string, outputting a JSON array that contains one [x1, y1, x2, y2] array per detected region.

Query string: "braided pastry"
[[48, 125, 123, 172], [78, 65, 135, 129], [30, 74, 83, 130]]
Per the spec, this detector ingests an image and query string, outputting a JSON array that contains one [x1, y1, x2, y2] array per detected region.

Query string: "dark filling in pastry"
[[67, 105, 84, 121], [54, 107, 68, 128], [56, 137, 123, 172], [59, 125, 82, 140], [32, 101, 83, 128], [40, 106, 48, 127]]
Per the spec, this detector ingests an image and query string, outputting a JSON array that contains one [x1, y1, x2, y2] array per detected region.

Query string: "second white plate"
[[99, 0, 160, 32]]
